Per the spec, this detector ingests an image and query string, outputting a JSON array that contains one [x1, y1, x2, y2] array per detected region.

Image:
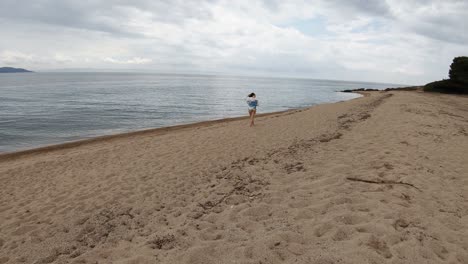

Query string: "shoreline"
[[0, 109, 298, 161], [0, 93, 362, 161]]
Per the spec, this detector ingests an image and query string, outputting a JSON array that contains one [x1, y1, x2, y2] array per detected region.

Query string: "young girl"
[[246, 93, 258, 127]]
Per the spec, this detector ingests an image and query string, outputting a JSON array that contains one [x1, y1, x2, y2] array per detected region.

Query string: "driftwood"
[[346, 177, 422, 192]]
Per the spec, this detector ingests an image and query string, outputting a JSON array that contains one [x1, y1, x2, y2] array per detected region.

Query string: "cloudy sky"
[[0, 0, 467, 84]]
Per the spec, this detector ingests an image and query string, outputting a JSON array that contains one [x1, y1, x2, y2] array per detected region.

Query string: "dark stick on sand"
[[346, 177, 422, 192]]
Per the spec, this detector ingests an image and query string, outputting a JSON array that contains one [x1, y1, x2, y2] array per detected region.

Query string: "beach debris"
[[346, 177, 422, 192]]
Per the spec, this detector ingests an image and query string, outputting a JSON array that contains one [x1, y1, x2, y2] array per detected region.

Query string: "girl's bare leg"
[[250, 110, 256, 126]]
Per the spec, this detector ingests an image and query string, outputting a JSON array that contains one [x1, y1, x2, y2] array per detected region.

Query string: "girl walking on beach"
[[246, 93, 258, 127]]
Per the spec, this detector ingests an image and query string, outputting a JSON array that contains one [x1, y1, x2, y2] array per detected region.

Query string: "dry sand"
[[0, 91, 467, 264]]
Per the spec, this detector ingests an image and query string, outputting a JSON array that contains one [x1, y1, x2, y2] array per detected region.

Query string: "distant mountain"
[[0, 67, 33, 73]]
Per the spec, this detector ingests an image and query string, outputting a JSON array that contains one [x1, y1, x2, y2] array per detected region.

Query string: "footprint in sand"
[[11, 225, 37, 236], [241, 204, 272, 221], [367, 235, 392, 259], [331, 226, 355, 241], [335, 214, 365, 225], [427, 240, 449, 260], [314, 222, 334, 237], [146, 234, 177, 250]]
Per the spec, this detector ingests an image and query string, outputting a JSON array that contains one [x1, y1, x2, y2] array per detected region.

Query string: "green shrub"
[[449, 56, 468, 84], [424, 79, 467, 94], [424, 56, 468, 94]]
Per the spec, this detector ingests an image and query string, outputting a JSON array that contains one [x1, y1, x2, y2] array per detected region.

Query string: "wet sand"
[[0, 91, 467, 263]]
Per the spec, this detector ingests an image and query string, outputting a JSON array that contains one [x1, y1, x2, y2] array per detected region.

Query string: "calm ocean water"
[[0, 73, 403, 152]]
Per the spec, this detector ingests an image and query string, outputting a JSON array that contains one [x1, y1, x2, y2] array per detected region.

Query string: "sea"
[[0, 72, 404, 153]]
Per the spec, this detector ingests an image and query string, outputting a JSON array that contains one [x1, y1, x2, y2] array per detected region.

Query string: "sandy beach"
[[0, 90, 467, 264]]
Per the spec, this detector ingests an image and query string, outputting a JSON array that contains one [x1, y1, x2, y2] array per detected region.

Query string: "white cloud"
[[104, 57, 152, 64], [0, 50, 35, 65], [0, 0, 466, 84]]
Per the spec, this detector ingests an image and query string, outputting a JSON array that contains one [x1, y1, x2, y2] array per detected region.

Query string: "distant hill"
[[0, 67, 33, 73]]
